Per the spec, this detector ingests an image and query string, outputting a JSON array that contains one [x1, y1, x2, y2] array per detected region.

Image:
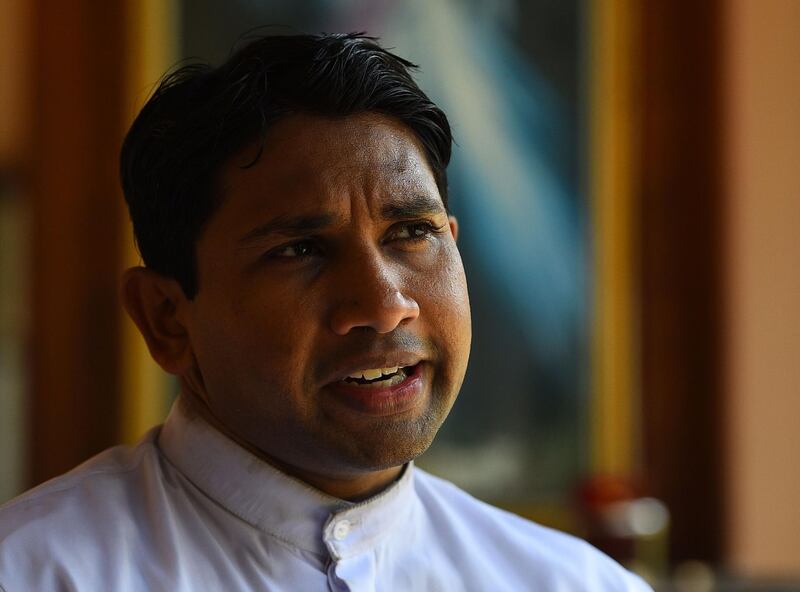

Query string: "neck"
[[178, 391, 404, 502]]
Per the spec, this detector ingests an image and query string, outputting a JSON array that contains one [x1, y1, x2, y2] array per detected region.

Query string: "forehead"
[[217, 112, 439, 215]]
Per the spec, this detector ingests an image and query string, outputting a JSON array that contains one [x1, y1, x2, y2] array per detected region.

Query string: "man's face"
[[186, 112, 471, 479]]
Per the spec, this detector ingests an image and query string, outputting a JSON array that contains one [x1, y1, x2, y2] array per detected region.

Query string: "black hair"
[[120, 32, 452, 299]]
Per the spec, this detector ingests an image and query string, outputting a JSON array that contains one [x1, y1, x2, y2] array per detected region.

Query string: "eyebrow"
[[238, 194, 446, 246], [238, 213, 336, 245], [380, 193, 447, 220]]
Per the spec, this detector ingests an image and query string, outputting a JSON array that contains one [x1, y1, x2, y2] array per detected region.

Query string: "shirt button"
[[333, 520, 351, 540]]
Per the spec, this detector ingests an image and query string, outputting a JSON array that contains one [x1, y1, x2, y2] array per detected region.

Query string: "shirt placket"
[[324, 516, 378, 592]]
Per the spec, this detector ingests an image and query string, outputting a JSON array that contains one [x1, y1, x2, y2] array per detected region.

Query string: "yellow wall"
[[119, 0, 181, 443], [589, 0, 640, 478]]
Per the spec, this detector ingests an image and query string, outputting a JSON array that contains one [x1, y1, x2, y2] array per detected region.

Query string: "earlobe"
[[448, 216, 459, 242], [121, 267, 194, 375]]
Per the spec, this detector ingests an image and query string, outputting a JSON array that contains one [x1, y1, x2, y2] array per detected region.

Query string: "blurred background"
[[0, 0, 797, 589]]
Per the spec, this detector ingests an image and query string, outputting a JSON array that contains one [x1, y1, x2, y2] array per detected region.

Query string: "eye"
[[269, 240, 321, 259], [389, 221, 447, 242]]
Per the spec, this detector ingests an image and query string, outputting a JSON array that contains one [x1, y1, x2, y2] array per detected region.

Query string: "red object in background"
[[575, 475, 670, 580], [575, 475, 640, 563]]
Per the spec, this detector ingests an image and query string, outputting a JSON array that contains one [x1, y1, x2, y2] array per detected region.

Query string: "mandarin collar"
[[157, 398, 416, 558]]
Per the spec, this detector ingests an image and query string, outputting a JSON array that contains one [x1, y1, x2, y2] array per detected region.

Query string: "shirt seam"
[[154, 443, 329, 560]]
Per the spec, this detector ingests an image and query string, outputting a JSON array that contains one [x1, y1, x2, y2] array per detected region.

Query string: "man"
[[0, 34, 650, 590]]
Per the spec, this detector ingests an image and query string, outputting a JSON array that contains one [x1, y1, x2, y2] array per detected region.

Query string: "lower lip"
[[325, 363, 426, 416]]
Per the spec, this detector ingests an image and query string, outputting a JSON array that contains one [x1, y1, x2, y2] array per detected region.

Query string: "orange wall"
[[0, 0, 30, 165], [725, 0, 800, 577]]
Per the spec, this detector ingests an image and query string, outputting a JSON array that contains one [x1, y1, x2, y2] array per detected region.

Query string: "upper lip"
[[323, 353, 425, 385]]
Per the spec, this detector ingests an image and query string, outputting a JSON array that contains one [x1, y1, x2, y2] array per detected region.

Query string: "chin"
[[335, 412, 444, 472]]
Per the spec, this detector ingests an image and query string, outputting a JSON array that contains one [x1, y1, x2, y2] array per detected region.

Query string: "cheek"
[[443, 254, 472, 357], [412, 242, 472, 353], [194, 284, 317, 398], [230, 286, 318, 375]]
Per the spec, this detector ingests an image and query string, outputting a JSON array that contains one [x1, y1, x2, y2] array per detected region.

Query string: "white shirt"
[[0, 400, 651, 591]]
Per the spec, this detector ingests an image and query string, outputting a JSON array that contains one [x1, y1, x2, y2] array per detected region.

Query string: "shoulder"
[[412, 468, 652, 591], [0, 429, 164, 589], [0, 428, 160, 524]]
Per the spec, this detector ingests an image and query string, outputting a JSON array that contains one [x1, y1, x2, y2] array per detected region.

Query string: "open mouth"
[[340, 364, 416, 388], [327, 362, 425, 415]]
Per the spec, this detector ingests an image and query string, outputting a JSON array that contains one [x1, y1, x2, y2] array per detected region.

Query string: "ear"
[[121, 267, 194, 375], [448, 215, 459, 242]]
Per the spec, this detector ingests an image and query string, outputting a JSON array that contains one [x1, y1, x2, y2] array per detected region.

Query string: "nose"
[[329, 254, 420, 335]]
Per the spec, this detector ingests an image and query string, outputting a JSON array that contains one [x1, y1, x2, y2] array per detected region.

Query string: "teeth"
[[347, 366, 400, 380], [362, 368, 383, 380], [355, 373, 406, 388]]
